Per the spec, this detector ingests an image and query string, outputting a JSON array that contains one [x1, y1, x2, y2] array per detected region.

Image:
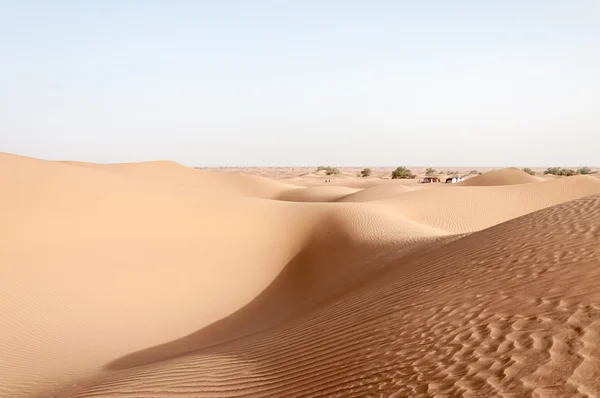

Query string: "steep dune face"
[[3, 155, 600, 398], [458, 167, 542, 186], [0, 154, 316, 396]]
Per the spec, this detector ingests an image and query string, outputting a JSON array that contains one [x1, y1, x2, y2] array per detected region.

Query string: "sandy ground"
[[2, 153, 600, 397]]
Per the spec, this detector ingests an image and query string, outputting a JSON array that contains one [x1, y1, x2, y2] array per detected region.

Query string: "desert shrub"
[[316, 166, 339, 175], [469, 170, 478, 175], [360, 167, 372, 177], [391, 166, 415, 179], [325, 166, 340, 175], [446, 170, 459, 175], [425, 167, 436, 174], [544, 167, 576, 176], [544, 167, 559, 175], [522, 168, 535, 176], [578, 166, 593, 175]]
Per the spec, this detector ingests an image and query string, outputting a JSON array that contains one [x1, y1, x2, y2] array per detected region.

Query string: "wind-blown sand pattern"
[[2, 153, 600, 397]]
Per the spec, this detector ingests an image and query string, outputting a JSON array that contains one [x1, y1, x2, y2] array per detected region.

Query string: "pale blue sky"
[[1, 1, 598, 166]]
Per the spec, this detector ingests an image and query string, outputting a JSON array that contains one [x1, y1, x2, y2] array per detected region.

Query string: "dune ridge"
[[458, 167, 542, 186], [60, 158, 298, 198], [277, 185, 360, 202], [2, 153, 600, 397], [336, 182, 413, 202]]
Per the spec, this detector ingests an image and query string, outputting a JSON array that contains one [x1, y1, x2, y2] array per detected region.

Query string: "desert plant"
[[360, 167, 372, 177], [391, 166, 415, 179], [446, 170, 459, 175], [316, 166, 339, 175], [469, 170, 478, 175], [522, 168, 535, 176], [543, 167, 560, 175], [425, 167, 436, 175], [578, 166, 593, 175], [544, 167, 576, 176], [325, 166, 339, 176]]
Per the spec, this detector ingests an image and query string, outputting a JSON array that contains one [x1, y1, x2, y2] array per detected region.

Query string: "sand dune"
[[277, 185, 360, 202], [337, 181, 413, 202], [458, 167, 542, 186], [375, 175, 600, 233], [60, 158, 297, 198], [2, 154, 600, 397], [53, 195, 600, 398]]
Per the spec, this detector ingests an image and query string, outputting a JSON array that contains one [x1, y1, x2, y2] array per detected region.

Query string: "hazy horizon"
[[1, 1, 598, 167]]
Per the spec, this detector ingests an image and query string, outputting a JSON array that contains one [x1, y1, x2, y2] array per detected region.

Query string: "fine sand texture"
[[2, 153, 600, 397]]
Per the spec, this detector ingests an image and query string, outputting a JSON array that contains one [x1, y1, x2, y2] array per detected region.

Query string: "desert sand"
[[2, 153, 600, 397]]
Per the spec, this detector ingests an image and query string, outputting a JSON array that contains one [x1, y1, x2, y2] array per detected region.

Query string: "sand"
[[457, 167, 543, 186], [2, 153, 600, 397]]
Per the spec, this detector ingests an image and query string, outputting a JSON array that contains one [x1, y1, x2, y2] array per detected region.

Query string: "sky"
[[1, 0, 599, 167]]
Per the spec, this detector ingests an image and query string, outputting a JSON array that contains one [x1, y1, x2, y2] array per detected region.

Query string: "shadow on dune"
[[104, 239, 382, 371], [104, 232, 451, 372], [92, 196, 600, 397]]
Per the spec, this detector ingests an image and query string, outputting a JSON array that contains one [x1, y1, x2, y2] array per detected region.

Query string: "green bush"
[[391, 166, 415, 179], [360, 168, 372, 177], [544, 167, 576, 176], [325, 166, 339, 176], [425, 167, 436, 175], [469, 170, 478, 175], [522, 168, 535, 176], [317, 166, 339, 175], [578, 166, 593, 175]]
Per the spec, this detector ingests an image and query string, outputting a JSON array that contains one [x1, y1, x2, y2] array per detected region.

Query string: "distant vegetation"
[[317, 166, 340, 176], [425, 167, 436, 175], [543, 167, 576, 177], [446, 170, 459, 175], [537, 167, 596, 176], [360, 168, 372, 177], [469, 170, 479, 175], [578, 166, 595, 175], [391, 166, 415, 179], [522, 168, 536, 176]]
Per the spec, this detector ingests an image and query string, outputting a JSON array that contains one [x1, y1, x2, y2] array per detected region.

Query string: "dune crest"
[[337, 181, 413, 202], [458, 167, 542, 186], [2, 154, 600, 397], [60, 157, 297, 198]]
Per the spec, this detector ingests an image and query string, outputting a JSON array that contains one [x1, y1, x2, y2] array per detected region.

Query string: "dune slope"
[[376, 175, 600, 233], [60, 159, 297, 199], [58, 195, 600, 398], [277, 185, 360, 202], [458, 167, 542, 186], [0, 154, 442, 397], [336, 181, 413, 202]]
